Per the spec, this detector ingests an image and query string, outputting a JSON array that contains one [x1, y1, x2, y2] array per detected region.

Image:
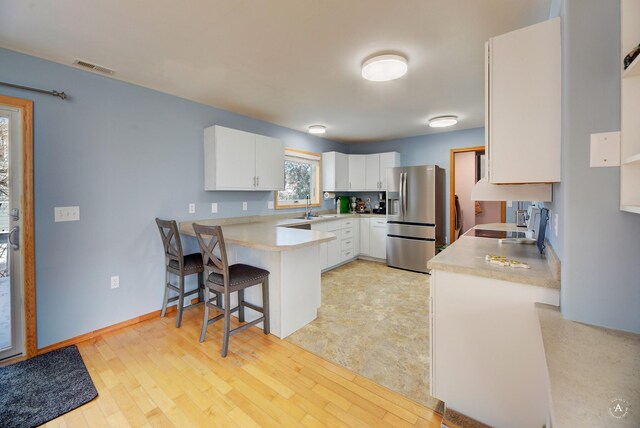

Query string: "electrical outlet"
[[188, 203, 196, 214], [554, 213, 559, 238], [211, 203, 218, 213], [110, 275, 119, 289], [268, 201, 274, 209], [507, 201, 513, 208], [54, 206, 80, 222], [242, 202, 248, 211]]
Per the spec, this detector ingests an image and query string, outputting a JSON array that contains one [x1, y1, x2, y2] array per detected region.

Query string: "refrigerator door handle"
[[398, 172, 404, 217], [401, 172, 407, 217]]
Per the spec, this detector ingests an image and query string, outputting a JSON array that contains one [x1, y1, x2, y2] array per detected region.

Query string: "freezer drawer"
[[387, 223, 435, 239], [386, 236, 435, 273]]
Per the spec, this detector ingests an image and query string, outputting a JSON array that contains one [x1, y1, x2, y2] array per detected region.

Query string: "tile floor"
[[286, 259, 442, 411]]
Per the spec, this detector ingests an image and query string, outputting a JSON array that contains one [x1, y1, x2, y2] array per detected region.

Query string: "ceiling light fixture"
[[429, 115, 458, 128], [361, 54, 408, 82], [308, 125, 326, 134]]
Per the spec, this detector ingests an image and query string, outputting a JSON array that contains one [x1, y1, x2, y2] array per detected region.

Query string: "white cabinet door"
[[353, 218, 360, 255], [359, 218, 370, 256], [211, 126, 255, 190], [379, 152, 401, 190], [487, 18, 561, 183], [335, 153, 349, 191], [311, 222, 328, 270], [322, 152, 349, 191], [327, 235, 341, 268], [365, 154, 380, 190], [255, 134, 284, 190], [370, 219, 387, 260], [348, 155, 366, 191]]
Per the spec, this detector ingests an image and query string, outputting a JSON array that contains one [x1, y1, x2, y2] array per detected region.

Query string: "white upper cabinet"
[[620, 0, 640, 213], [348, 155, 367, 191], [379, 152, 401, 189], [365, 154, 380, 190], [322, 152, 349, 191], [255, 134, 285, 190], [486, 18, 561, 184], [365, 153, 400, 190], [204, 125, 284, 191], [324, 151, 400, 192]]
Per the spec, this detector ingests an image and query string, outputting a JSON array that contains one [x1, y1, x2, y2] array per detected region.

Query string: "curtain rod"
[[0, 81, 67, 100]]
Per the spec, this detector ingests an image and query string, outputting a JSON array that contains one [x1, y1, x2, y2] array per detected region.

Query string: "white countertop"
[[178, 212, 383, 251], [536, 304, 640, 427], [427, 223, 560, 289]]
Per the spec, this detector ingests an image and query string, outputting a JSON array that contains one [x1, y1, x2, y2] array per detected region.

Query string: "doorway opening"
[[450, 146, 505, 243]]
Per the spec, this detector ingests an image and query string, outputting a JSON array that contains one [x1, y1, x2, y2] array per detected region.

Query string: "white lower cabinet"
[[370, 218, 387, 259], [317, 216, 386, 272], [359, 218, 370, 256], [311, 222, 329, 270]]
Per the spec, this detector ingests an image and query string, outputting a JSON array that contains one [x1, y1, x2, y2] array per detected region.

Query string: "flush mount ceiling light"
[[308, 125, 327, 134], [361, 54, 408, 82], [429, 115, 459, 128]]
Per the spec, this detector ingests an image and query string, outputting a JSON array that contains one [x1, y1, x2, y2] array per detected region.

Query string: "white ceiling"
[[0, 0, 550, 143]]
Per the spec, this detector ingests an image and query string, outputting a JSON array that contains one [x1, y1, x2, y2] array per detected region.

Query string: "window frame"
[[274, 148, 322, 210]]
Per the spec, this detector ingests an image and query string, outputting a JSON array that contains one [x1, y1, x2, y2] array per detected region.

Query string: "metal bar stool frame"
[[193, 223, 270, 357], [155, 218, 207, 327]]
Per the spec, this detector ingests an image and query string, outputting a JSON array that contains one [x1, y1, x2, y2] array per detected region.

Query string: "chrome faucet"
[[305, 194, 311, 219]]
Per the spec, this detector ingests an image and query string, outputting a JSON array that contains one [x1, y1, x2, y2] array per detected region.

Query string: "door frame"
[[449, 146, 506, 243], [0, 95, 35, 359]]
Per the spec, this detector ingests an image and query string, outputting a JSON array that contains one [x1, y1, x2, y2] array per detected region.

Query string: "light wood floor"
[[43, 306, 442, 427]]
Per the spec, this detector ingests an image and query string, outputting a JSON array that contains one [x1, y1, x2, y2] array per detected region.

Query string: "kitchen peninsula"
[[428, 223, 561, 428], [179, 216, 336, 339]]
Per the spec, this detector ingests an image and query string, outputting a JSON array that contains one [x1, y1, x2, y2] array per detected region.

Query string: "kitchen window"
[[275, 148, 321, 209]]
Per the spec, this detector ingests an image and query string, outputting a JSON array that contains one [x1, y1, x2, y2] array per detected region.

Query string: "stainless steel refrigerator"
[[386, 165, 445, 273]]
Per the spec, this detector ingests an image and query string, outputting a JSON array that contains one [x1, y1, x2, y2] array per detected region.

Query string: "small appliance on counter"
[[515, 202, 528, 227], [372, 192, 386, 214], [335, 196, 350, 214]]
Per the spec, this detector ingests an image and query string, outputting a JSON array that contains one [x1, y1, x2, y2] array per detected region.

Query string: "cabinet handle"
[[257, 176, 260, 187]]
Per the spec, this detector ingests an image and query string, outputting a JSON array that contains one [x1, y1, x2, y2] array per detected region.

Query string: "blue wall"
[[554, 0, 640, 333], [0, 48, 348, 347]]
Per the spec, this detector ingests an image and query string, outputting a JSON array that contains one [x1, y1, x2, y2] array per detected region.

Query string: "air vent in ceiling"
[[73, 59, 115, 75]]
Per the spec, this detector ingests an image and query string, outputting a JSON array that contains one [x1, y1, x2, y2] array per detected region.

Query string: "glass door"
[[0, 105, 24, 361]]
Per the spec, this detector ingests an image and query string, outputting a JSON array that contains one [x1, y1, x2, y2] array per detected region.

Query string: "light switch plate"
[[242, 202, 248, 211], [188, 203, 196, 214], [211, 203, 218, 213], [507, 201, 513, 208], [54, 206, 80, 222], [268, 201, 274, 209], [590, 131, 620, 167]]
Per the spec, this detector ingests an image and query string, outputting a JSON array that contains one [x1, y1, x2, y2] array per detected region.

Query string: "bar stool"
[[155, 218, 208, 328], [193, 223, 270, 357]]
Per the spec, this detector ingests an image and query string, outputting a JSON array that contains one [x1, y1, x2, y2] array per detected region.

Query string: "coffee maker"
[[373, 192, 386, 214]]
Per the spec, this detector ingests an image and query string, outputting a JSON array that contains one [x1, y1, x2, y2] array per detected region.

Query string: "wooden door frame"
[[450, 146, 506, 243], [0, 95, 36, 358]]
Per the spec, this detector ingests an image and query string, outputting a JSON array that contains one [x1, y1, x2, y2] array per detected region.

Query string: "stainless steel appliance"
[[386, 165, 445, 273]]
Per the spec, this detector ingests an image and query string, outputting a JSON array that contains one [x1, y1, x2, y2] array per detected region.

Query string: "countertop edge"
[[427, 260, 560, 289]]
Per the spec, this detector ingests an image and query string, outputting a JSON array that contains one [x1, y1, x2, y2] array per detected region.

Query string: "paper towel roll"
[[323, 192, 336, 200]]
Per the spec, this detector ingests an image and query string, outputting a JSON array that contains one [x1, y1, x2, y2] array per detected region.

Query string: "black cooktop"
[[465, 228, 527, 239]]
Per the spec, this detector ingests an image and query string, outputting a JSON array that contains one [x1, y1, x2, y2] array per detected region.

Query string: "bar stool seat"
[[168, 253, 204, 275], [206, 264, 270, 291]]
